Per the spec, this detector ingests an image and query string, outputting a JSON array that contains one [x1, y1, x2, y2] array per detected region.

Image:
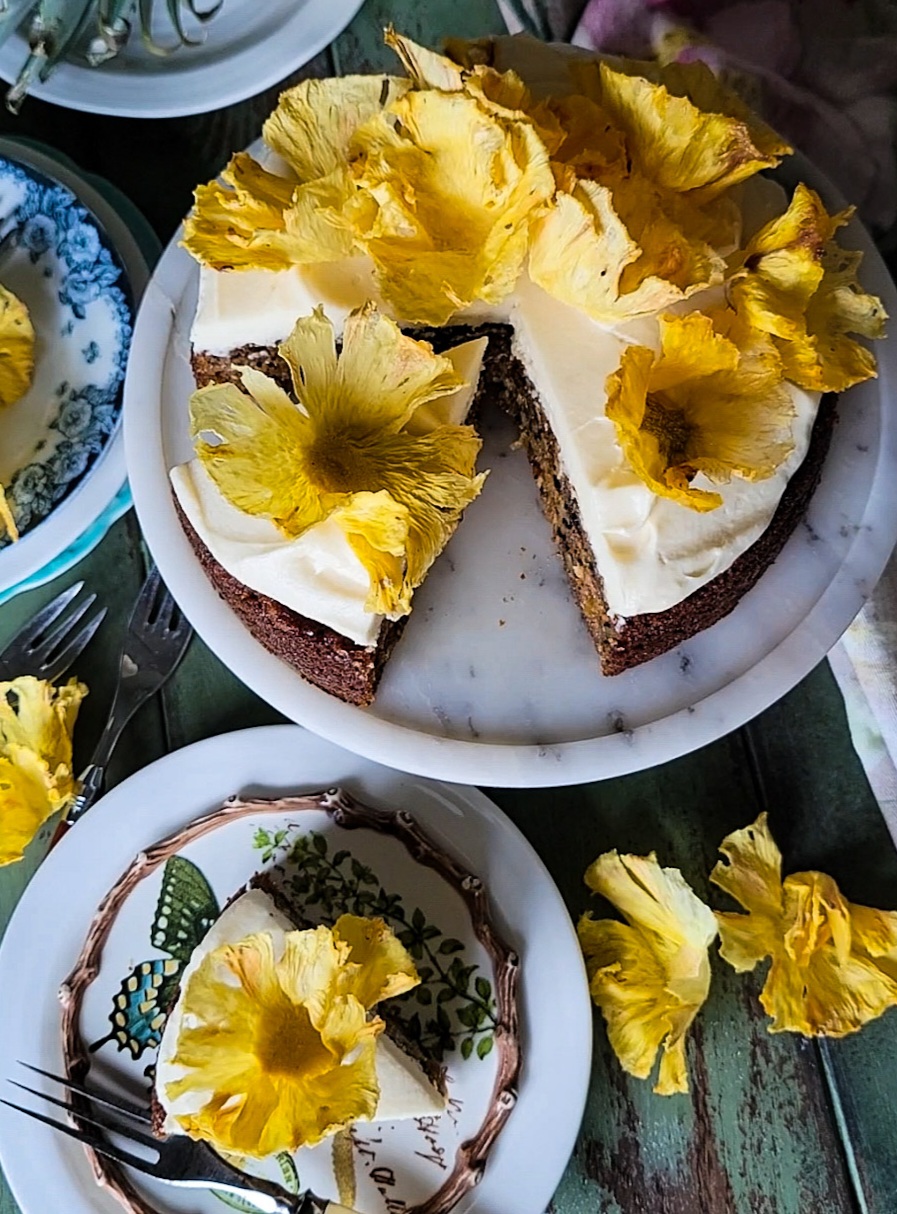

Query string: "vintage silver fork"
[[3, 1065, 357, 1214], [59, 566, 193, 833], [0, 581, 106, 683]]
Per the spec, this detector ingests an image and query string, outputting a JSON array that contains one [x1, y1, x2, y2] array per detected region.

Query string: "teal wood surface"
[[1, 1, 897, 1212]]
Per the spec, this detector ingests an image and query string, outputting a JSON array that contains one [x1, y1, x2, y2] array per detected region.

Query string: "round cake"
[[170, 30, 886, 705]]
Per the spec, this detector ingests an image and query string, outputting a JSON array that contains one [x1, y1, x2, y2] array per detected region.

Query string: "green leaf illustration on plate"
[[252, 827, 499, 1061], [213, 1153, 300, 1211]]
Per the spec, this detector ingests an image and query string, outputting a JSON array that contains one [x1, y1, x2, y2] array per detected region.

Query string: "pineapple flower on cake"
[[577, 850, 718, 1096], [712, 813, 897, 1037], [0, 675, 86, 866], [380, 32, 790, 323], [0, 284, 35, 541], [528, 54, 790, 322], [182, 30, 795, 327], [165, 915, 420, 1156], [604, 310, 795, 512], [728, 183, 887, 394], [188, 304, 486, 617], [182, 34, 555, 326]]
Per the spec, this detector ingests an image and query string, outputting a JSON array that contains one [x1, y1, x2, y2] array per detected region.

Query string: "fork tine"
[[128, 567, 162, 631], [0, 1098, 157, 1175], [7, 1081, 161, 1150], [150, 587, 177, 633], [38, 608, 107, 683], [3, 582, 84, 652], [31, 592, 98, 661], [17, 1063, 152, 1124]]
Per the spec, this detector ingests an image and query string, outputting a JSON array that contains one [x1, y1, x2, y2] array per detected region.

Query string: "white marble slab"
[[124, 181, 897, 788]]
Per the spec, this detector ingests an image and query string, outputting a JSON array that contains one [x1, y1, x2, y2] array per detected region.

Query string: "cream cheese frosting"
[[176, 174, 823, 629], [156, 889, 447, 1136], [508, 275, 820, 617], [172, 461, 384, 647]]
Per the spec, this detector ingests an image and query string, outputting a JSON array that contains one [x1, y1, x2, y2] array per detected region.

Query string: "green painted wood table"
[[1, 1, 897, 1211]]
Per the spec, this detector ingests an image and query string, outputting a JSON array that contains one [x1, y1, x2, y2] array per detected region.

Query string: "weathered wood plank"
[[160, 630, 284, 754], [745, 660, 897, 1214], [331, 0, 508, 76], [487, 712, 864, 1214]]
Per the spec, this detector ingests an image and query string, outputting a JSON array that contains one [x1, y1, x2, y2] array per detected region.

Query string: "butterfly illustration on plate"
[[90, 856, 219, 1060]]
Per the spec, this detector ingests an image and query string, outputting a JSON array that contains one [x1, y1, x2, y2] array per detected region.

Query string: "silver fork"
[[59, 567, 193, 832], [3, 1064, 357, 1214], [0, 581, 106, 682]]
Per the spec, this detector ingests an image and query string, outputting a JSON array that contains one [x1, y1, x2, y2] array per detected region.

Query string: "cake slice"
[[155, 887, 446, 1151], [172, 312, 488, 707]]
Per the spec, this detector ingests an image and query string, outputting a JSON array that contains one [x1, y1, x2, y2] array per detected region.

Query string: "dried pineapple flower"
[[262, 74, 410, 184], [167, 916, 419, 1156], [526, 55, 783, 321], [0, 487, 17, 542], [182, 152, 356, 271], [0, 676, 86, 866], [605, 310, 794, 511], [189, 305, 486, 617], [712, 814, 897, 1036], [384, 28, 565, 154], [529, 168, 729, 323], [729, 183, 886, 393], [0, 284, 34, 409], [184, 34, 557, 309], [578, 850, 718, 1095], [572, 56, 790, 201], [350, 87, 554, 324]]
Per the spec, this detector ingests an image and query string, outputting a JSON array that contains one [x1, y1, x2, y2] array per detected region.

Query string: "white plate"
[[123, 162, 897, 787], [0, 0, 364, 118], [0, 725, 590, 1214], [0, 138, 151, 597]]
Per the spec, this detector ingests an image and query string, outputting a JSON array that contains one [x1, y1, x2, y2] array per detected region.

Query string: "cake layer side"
[[179, 327, 510, 701], [176, 501, 406, 706], [496, 329, 839, 673]]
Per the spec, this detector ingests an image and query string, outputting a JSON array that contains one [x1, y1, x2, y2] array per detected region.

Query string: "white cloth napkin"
[[828, 561, 897, 847]]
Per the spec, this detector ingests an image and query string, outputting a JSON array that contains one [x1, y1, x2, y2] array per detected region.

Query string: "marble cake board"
[[124, 198, 897, 788]]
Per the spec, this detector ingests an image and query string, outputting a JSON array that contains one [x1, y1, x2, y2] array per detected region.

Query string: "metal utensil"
[[0, 581, 106, 682], [5, 0, 95, 112], [56, 566, 192, 835], [3, 1064, 358, 1214]]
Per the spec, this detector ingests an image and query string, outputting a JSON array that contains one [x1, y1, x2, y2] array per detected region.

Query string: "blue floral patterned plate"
[[0, 151, 133, 588]]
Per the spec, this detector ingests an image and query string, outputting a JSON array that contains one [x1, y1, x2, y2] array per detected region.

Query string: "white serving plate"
[[0, 725, 591, 1214], [124, 158, 897, 787], [0, 0, 364, 118], [0, 138, 150, 600]]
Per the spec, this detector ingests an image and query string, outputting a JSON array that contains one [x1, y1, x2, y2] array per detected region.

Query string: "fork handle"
[[47, 760, 108, 848], [206, 1185, 357, 1214], [51, 664, 155, 845]]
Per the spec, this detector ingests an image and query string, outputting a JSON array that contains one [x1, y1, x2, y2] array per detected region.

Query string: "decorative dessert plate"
[[123, 157, 897, 787], [0, 0, 364, 119], [0, 143, 144, 598], [0, 725, 590, 1214]]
